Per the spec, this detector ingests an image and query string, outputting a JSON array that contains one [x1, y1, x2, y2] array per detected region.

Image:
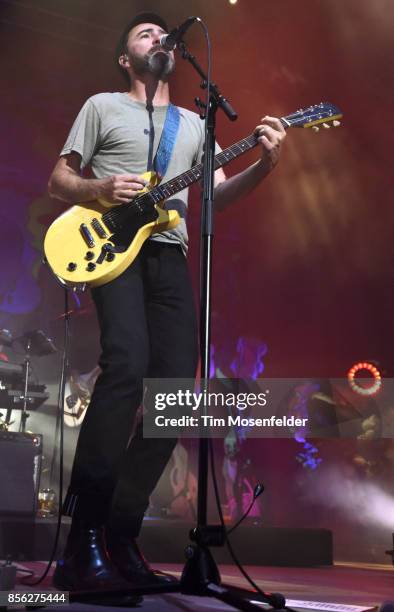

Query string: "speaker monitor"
[[0, 432, 42, 516]]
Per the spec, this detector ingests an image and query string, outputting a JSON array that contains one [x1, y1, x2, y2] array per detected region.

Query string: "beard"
[[131, 47, 175, 79]]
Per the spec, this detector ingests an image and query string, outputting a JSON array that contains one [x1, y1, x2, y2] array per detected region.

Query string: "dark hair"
[[115, 12, 169, 83]]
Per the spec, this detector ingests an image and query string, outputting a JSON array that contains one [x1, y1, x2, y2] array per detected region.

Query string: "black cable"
[[208, 439, 287, 609], [22, 287, 70, 586], [227, 484, 263, 536]]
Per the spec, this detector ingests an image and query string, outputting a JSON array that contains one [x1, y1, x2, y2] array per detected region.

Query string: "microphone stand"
[[19, 337, 33, 433], [174, 41, 286, 610]]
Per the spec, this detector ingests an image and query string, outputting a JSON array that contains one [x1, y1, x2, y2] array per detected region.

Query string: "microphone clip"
[[194, 97, 207, 120]]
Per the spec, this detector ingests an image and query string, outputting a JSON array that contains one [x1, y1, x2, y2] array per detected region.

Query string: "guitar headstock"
[[282, 103, 343, 132]]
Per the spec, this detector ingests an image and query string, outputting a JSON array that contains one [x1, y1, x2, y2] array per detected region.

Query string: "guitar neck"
[[147, 117, 291, 202], [112, 101, 342, 220], [148, 131, 262, 203], [102, 131, 263, 230]]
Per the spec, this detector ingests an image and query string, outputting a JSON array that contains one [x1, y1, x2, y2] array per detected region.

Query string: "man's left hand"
[[255, 116, 286, 172]]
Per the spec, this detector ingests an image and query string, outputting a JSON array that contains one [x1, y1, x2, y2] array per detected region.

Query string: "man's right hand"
[[48, 155, 149, 206], [98, 174, 148, 205]]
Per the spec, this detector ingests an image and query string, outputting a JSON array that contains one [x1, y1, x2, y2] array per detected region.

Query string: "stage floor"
[[9, 561, 393, 610]]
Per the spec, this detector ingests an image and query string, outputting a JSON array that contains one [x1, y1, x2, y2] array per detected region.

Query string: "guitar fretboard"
[[142, 116, 292, 205], [149, 133, 260, 203], [102, 131, 262, 229]]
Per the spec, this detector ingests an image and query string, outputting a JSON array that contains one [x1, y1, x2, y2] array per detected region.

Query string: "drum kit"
[[0, 328, 57, 517], [0, 328, 55, 432], [0, 322, 199, 521]]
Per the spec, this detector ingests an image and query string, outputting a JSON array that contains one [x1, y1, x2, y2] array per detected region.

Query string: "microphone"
[[159, 16, 198, 51]]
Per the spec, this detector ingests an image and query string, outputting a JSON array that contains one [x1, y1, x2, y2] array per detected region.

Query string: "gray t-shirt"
[[60, 92, 209, 254]]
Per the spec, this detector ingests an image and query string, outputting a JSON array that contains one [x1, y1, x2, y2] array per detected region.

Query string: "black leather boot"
[[106, 530, 178, 586], [53, 524, 142, 605]]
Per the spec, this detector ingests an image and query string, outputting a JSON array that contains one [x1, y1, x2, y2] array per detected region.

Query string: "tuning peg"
[[333, 120, 341, 127], [312, 126, 320, 132], [322, 123, 330, 129]]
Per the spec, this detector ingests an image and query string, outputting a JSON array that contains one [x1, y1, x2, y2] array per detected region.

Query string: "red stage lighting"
[[347, 361, 382, 396]]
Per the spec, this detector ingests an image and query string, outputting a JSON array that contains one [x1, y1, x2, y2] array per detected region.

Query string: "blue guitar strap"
[[150, 103, 180, 180]]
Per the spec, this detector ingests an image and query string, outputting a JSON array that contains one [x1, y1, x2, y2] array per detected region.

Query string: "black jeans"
[[63, 241, 199, 536]]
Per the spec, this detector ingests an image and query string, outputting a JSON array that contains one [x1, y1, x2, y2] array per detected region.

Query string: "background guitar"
[[63, 365, 100, 427]]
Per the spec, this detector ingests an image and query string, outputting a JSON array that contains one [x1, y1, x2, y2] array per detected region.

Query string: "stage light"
[[229, 0, 238, 5], [347, 361, 382, 396], [304, 466, 394, 531]]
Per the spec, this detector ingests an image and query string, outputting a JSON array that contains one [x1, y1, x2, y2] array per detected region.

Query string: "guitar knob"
[[86, 262, 96, 272], [106, 252, 115, 262], [85, 251, 95, 260], [67, 262, 77, 271]]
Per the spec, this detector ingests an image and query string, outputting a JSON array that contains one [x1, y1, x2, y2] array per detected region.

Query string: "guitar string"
[[101, 132, 260, 229]]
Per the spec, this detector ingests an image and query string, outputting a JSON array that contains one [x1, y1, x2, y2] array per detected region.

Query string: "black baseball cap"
[[125, 12, 168, 34], [116, 12, 169, 56]]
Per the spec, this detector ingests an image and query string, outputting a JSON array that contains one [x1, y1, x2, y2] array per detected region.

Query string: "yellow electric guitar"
[[44, 103, 342, 289]]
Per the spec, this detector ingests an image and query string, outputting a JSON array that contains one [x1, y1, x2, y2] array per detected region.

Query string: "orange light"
[[347, 361, 382, 396]]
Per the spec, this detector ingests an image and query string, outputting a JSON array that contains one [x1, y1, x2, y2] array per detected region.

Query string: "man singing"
[[48, 12, 286, 592]]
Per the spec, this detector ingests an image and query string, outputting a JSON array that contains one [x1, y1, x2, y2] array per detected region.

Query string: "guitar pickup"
[[91, 218, 108, 239], [80, 224, 95, 248]]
